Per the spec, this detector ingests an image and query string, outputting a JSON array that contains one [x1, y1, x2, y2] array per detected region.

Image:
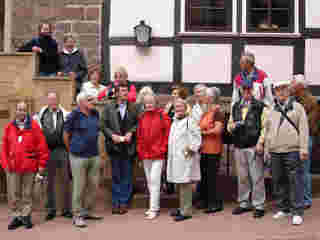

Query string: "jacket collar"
[[63, 47, 78, 55], [12, 114, 32, 129]]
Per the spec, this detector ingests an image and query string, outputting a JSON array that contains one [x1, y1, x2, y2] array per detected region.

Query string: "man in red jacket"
[[1, 101, 49, 230], [136, 94, 171, 219]]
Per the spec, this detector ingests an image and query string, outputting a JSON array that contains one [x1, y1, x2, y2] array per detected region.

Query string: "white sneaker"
[[273, 211, 289, 219], [144, 209, 151, 216], [72, 216, 87, 228], [292, 215, 303, 225], [145, 211, 159, 220]]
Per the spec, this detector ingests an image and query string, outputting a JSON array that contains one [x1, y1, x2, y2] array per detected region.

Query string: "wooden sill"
[[240, 33, 301, 38]]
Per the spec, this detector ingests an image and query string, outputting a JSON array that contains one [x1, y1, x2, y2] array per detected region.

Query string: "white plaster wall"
[[182, 44, 232, 83], [305, 39, 320, 85], [306, 0, 320, 28], [245, 45, 294, 83], [110, 0, 174, 37], [110, 46, 173, 82]]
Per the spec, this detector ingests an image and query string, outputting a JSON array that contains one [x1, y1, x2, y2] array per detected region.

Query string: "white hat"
[[273, 80, 290, 88]]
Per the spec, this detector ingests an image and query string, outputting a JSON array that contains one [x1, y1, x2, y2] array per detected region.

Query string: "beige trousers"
[[6, 172, 35, 217]]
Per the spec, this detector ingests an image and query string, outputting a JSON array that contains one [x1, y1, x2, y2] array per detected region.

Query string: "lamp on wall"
[[134, 20, 152, 47]]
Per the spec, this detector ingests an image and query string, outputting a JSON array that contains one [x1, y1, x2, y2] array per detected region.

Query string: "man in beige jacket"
[[264, 80, 309, 226]]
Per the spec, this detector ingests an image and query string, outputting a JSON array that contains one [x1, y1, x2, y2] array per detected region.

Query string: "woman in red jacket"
[[136, 94, 171, 219], [1, 101, 49, 230], [97, 66, 136, 102]]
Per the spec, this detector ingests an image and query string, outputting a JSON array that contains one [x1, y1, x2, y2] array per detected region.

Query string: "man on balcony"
[[18, 23, 59, 77]]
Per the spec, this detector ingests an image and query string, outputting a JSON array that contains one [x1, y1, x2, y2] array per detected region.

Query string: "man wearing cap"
[[290, 74, 320, 210], [264, 80, 308, 225], [232, 51, 274, 108], [228, 80, 268, 218]]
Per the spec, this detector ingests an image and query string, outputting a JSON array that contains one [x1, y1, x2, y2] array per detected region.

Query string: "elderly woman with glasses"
[[97, 66, 137, 102]]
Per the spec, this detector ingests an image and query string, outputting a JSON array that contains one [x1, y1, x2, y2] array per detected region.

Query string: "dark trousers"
[[271, 151, 304, 216], [199, 154, 222, 208], [47, 147, 72, 213], [109, 152, 133, 207]]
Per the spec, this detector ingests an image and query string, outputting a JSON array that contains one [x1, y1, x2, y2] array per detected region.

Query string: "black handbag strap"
[[275, 102, 299, 135]]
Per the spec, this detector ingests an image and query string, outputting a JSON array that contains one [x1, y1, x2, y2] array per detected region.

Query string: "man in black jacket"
[[100, 81, 139, 215], [227, 80, 268, 218], [34, 92, 72, 221], [57, 35, 88, 98], [18, 23, 59, 76]]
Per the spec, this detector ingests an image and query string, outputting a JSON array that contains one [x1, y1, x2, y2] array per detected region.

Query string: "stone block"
[[13, 7, 34, 18], [85, 7, 100, 21], [64, 0, 103, 5], [55, 22, 72, 33], [73, 22, 100, 34], [78, 35, 99, 47], [58, 7, 85, 21]]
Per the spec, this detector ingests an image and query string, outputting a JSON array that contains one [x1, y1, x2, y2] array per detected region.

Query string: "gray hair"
[[76, 91, 91, 105], [136, 86, 154, 104], [194, 84, 207, 92], [293, 74, 308, 88], [241, 51, 255, 66], [206, 87, 221, 104]]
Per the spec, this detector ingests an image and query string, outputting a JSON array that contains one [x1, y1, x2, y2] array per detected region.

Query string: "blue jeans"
[[271, 151, 304, 216], [110, 152, 133, 207], [304, 136, 313, 206]]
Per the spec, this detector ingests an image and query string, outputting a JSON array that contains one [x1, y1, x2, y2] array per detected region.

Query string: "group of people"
[[1, 38, 319, 230]]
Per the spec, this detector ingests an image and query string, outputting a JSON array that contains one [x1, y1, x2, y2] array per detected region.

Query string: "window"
[[185, 0, 232, 32], [247, 0, 294, 32]]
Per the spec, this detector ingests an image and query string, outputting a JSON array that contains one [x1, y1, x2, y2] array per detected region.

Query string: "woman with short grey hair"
[[198, 86, 225, 214]]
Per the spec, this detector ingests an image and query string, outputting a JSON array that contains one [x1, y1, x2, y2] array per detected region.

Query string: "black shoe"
[[83, 215, 104, 220], [232, 206, 253, 215], [253, 209, 265, 218], [61, 211, 73, 218], [204, 206, 224, 214], [46, 212, 56, 221], [195, 201, 207, 210], [22, 216, 33, 229], [8, 217, 23, 230], [169, 208, 181, 217], [174, 214, 192, 222]]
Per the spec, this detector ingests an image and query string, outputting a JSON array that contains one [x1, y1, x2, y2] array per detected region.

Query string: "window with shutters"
[[185, 0, 233, 32], [247, 0, 294, 32]]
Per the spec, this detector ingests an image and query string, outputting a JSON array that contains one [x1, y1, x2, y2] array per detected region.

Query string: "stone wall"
[[0, 0, 4, 51], [11, 0, 103, 65]]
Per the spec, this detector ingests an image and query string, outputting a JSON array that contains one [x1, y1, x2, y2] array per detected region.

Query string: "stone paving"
[[0, 199, 320, 240]]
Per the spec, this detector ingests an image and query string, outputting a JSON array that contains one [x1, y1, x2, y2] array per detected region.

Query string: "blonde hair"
[[114, 66, 128, 80], [136, 86, 154, 104]]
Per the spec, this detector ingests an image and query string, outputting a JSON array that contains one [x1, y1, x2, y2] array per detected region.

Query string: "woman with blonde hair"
[[97, 66, 137, 102], [136, 93, 171, 219], [136, 86, 154, 114]]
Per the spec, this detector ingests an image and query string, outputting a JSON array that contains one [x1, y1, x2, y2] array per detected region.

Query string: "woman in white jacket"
[[167, 98, 202, 222]]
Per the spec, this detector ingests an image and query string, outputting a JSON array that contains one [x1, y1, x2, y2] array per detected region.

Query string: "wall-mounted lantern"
[[134, 20, 152, 47]]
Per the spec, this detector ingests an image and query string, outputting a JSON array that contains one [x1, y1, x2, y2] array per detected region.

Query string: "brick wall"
[[11, 0, 103, 65]]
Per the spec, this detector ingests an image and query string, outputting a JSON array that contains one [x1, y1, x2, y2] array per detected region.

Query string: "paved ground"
[[0, 199, 320, 240]]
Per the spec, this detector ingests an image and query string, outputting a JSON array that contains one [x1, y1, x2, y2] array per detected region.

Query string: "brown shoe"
[[119, 205, 128, 215], [112, 206, 120, 215]]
